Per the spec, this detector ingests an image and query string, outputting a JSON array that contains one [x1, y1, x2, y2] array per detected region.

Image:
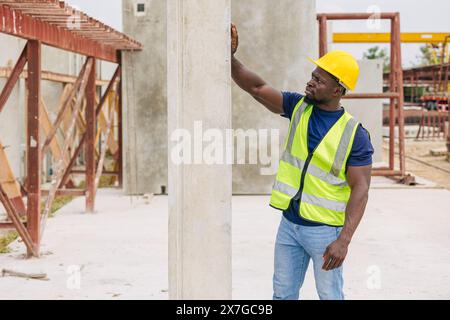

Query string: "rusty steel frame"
[[26, 40, 41, 257], [0, 43, 124, 257], [0, 1, 135, 257], [317, 12, 406, 178]]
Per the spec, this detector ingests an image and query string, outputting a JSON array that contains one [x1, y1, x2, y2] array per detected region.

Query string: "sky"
[[316, 0, 450, 67], [65, 0, 450, 68]]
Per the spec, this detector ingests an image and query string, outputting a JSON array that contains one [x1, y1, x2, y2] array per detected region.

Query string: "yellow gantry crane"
[[334, 32, 450, 63]]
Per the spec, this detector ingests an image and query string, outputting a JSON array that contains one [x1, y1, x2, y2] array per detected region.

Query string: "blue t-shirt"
[[280, 92, 374, 226]]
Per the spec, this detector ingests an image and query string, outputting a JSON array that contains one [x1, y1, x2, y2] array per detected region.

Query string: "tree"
[[363, 46, 390, 72], [415, 44, 443, 66]]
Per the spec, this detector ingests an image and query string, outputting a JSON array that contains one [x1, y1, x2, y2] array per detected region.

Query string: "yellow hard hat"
[[308, 50, 360, 91]]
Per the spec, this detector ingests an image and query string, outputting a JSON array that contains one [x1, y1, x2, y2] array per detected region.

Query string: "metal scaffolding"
[[317, 12, 407, 179], [0, 0, 142, 257]]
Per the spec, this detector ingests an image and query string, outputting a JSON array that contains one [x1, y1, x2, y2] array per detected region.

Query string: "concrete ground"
[[0, 178, 450, 300]]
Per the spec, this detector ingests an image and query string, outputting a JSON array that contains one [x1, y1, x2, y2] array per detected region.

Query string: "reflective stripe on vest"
[[270, 97, 359, 226], [273, 180, 347, 213]]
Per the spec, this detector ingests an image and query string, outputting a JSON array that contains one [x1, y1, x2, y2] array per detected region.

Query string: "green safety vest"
[[270, 97, 359, 226]]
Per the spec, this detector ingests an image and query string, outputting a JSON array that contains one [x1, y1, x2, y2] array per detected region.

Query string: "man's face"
[[305, 67, 341, 104]]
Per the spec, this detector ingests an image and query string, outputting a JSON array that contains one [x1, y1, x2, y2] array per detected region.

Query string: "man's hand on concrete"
[[322, 239, 349, 271], [231, 22, 239, 55]]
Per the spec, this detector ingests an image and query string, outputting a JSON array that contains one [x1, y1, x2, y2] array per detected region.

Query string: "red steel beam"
[[318, 15, 328, 57], [388, 16, 397, 171], [85, 57, 96, 213], [0, 5, 119, 63], [343, 93, 400, 99], [372, 170, 403, 176], [0, 43, 28, 114], [26, 40, 41, 258], [117, 52, 123, 188], [394, 14, 406, 177]]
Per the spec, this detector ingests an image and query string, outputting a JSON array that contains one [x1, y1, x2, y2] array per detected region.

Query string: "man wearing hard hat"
[[231, 24, 373, 300]]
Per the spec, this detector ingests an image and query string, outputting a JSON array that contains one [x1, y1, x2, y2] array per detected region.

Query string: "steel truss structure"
[[0, 0, 141, 257]]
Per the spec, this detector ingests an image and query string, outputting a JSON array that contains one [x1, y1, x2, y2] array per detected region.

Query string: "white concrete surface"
[[231, 0, 317, 194], [0, 189, 168, 300], [1, 186, 450, 299], [345, 59, 384, 163], [166, 0, 232, 299], [122, 0, 168, 195]]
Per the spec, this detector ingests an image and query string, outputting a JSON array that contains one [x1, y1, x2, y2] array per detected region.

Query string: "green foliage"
[[363, 46, 390, 72], [0, 232, 18, 254], [414, 45, 443, 66]]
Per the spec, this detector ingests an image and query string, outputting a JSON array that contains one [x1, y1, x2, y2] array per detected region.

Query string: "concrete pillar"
[[122, 0, 167, 195], [231, 0, 317, 194], [344, 59, 383, 163], [167, 0, 232, 299]]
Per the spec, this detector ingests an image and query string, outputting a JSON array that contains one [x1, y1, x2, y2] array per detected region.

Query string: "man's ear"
[[334, 86, 346, 97], [333, 86, 342, 97]]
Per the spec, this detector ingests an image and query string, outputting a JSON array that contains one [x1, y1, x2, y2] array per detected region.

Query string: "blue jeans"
[[273, 215, 344, 300]]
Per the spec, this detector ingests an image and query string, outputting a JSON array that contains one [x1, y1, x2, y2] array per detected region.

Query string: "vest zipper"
[[293, 152, 313, 201], [291, 108, 346, 203]]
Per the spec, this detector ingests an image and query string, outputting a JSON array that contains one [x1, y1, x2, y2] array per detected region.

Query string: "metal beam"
[[85, 57, 96, 213], [0, 67, 110, 86], [343, 93, 400, 99], [26, 40, 41, 258], [318, 15, 328, 57], [333, 32, 450, 44], [0, 5, 119, 62], [117, 57, 123, 188], [317, 12, 398, 20]]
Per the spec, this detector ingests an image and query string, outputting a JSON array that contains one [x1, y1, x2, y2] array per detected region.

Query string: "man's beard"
[[304, 95, 319, 105]]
